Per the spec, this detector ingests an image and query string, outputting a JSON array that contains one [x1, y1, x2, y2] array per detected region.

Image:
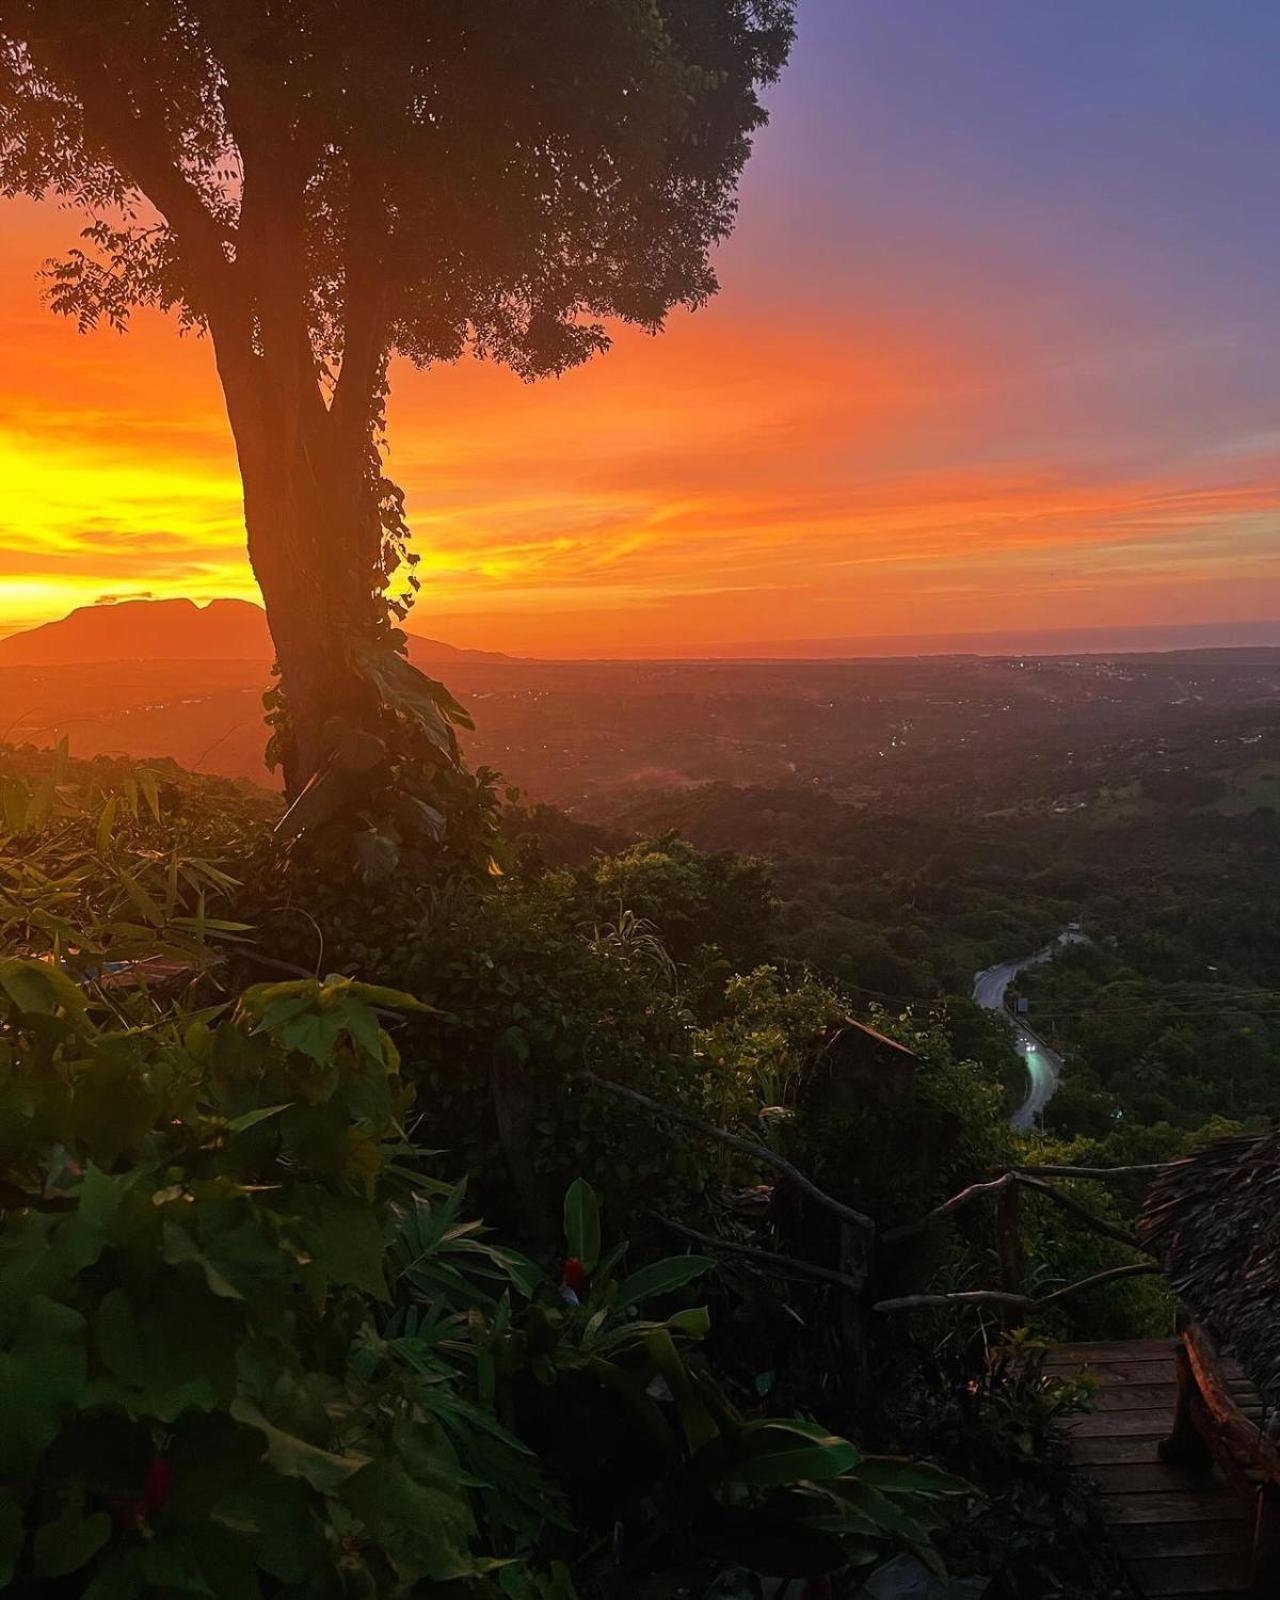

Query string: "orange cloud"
[[2, 194, 1278, 650]]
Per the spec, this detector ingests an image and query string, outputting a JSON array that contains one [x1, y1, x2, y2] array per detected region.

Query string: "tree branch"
[[883, 1168, 1148, 1249], [873, 1289, 1031, 1314], [651, 1213, 865, 1294], [1014, 1163, 1168, 1179], [874, 1261, 1161, 1315], [60, 59, 235, 326], [330, 154, 389, 456], [882, 1173, 1015, 1246], [1014, 1172, 1140, 1251], [577, 1071, 875, 1236], [1034, 1260, 1161, 1308]]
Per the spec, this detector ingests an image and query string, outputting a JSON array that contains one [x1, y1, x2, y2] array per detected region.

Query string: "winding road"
[[973, 930, 1085, 1130]]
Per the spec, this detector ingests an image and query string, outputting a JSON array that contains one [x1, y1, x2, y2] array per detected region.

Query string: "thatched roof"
[[1140, 1128, 1280, 1404]]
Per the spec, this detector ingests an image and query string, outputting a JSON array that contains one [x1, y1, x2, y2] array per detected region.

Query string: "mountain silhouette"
[[0, 598, 514, 666]]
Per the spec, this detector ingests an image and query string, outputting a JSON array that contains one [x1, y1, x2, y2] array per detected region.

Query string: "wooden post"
[[1251, 1482, 1280, 1597], [996, 1179, 1023, 1332], [1159, 1340, 1213, 1476]]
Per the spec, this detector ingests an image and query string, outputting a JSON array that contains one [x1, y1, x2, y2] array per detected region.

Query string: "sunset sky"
[[3, 0, 1280, 655]]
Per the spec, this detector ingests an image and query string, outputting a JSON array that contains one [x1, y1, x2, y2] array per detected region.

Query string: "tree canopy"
[[0, 1, 794, 816]]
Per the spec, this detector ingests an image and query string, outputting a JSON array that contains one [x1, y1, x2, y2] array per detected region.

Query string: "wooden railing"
[[873, 1162, 1164, 1321], [583, 1071, 1163, 1316], [1161, 1320, 1280, 1598]]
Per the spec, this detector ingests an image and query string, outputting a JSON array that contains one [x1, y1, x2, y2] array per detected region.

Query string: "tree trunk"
[[217, 347, 385, 799]]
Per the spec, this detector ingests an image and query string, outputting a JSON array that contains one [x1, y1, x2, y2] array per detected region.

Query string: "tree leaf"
[[0, 957, 89, 1026], [34, 1509, 112, 1577], [855, 1457, 972, 1497], [229, 1400, 367, 1494], [562, 1178, 600, 1272], [95, 795, 118, 856], [723, 1421, 861, 1488], [226, 1103, 292, 1134], [615, 1255, 714, 1310]]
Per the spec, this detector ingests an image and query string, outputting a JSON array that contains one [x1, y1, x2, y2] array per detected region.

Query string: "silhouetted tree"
[[0, 2, 793, 826]]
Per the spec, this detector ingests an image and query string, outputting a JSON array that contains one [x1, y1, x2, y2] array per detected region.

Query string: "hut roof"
[[1140, 1128, 1280, 1404], [829, 1017, 918, 1060]]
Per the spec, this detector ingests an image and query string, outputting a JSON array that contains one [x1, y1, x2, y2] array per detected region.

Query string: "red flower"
[[143, 1458, 172, 1518], [561, 1256, 588, 1294]]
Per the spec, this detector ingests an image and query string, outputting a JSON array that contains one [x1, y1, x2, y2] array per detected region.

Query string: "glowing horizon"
[[3, 3, 1280, 656]]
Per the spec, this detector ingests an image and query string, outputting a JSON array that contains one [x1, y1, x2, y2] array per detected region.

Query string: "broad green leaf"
[[92, 1283, 236, 1419], [276, 1010, 343, 1065], [226, 1103, 292, 1134], [95, 795, 118, 856], [115, 868, 165, 929], [161, 1221, 244, 1300], [138, 770, 161, 822], [665, 1305, 711, 1339], [343, 981, 433, 1012], [855, 1456, 972, 1497], [340, 1456, 477, 1583], [296, 1192, 389, 1300], [34, 1509, 112, 1577], [230, 1400, 367, 1493], [0, 1294, 88, 1475], [0, 957, 89, 1025], [615, 1254, 715, 1310], [643, 1328, 719, 1452], [725, 1422, 860, 1489], [562, 1178, 600, 1272]]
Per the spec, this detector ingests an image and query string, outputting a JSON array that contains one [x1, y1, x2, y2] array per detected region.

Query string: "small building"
[[794, 1016, 917, 1119], [1141, 1128, 1280, 1407]]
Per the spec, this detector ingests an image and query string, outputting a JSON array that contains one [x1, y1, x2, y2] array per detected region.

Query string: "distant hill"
[[0, 598, 516, 666]]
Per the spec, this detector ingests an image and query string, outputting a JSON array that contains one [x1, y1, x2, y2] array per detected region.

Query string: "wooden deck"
[[1048, 1339, 1262, 1598]]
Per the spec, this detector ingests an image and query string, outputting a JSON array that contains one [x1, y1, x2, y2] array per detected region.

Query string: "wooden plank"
[[1086, 1461, 1233, 1493], [1070, 1436, 1171, 1466], [1127, 1550, 1250, 1594], [1089, 1385, 1264, 1420], [1067, 1408, 1178, 1438], [1094, 1383, 1178, 1411], [1052, 1358, 1178, 1384], [1062, 1369, 1254, 1395], [1046, 1339, 1177, 1364], [1114, 1520, 1252, 1559], [1103, 1492, 1251, 1525], [1069, 1438, 1251, 1473]]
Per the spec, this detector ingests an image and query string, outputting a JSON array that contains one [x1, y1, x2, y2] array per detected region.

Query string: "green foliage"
[[0, 742, 252, 966], [584, 834, 778, 991], [246, 862, 715, 1231], [0, 963, 490, 1596], [373, 1179, 972, 1594], [893, 1332, 1128, 1599]]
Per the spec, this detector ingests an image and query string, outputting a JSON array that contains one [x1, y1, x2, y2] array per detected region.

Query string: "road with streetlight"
[[973, 930, 1086, 1130]]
